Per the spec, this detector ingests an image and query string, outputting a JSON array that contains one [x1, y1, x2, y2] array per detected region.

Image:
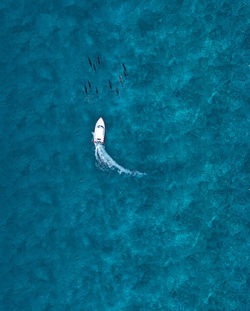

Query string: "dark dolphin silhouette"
[[88, 57, 92, 68], [119, 75, 123, 86]]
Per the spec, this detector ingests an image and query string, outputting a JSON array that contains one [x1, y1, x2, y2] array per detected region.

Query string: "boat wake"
[[94, 143, 146, 177]]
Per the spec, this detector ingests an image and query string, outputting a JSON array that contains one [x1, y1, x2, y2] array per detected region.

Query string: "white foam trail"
[[94, 143, 146, 177]]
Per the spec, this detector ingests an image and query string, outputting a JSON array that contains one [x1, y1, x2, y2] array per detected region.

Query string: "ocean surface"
[[0, 0, 249, 310]]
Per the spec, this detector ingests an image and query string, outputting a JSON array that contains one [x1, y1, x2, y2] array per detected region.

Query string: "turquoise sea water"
[[0, 0, 250, 310]]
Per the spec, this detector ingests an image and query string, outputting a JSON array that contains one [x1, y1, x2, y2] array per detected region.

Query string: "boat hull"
[[94, 118, 105, 144]]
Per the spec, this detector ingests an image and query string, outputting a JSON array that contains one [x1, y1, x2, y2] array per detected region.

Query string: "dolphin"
[[88, 57, 92, 68], [119, 75, 123, 86]]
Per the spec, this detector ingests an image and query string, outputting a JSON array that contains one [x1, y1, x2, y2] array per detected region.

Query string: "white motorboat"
[[94, 117, 105, 144]]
